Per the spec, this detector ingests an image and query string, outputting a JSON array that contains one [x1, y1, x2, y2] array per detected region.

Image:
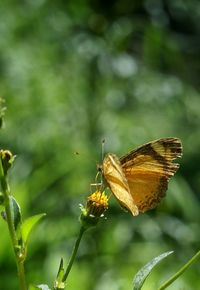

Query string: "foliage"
[[0, 0, 200, 289]]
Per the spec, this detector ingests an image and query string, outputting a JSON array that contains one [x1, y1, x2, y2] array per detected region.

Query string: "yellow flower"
[[80, 191, 108, 229], [86, 191, 108, 217]]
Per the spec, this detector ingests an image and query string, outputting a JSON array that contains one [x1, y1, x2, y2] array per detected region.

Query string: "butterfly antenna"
[[100, 138, 106, 185], [101, 138, 105, 162]]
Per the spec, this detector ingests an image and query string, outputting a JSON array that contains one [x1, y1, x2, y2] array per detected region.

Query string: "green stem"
[[0, 160, 27, 290], [17, 261, 27, 290], [62, 226, 85, 282], [158, 250, 200, 290]]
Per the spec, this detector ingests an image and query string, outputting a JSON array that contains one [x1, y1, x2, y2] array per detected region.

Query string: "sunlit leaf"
[[54, 258, 66, 289], [21, 213, 46, 244], [133, 251, 174, 290]]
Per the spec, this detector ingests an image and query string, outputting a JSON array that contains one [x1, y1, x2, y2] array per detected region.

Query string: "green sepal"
[[79, 204, 99, 230], [133, 251, 174, 290], [80, 212, 99, 229], [29, 284, 51, 290], [21, 213, 46, 245]]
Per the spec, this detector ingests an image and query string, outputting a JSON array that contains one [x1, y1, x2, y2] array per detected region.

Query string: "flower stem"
[[0, 159, 27, 290], [17, 261, 27, 290], [158, 250, 200, 290], [62, 226, 85, 282]]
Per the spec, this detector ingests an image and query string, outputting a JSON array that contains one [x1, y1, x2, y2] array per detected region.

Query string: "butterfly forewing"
[[103, 154, 139, 216], [103, 137, 182, 215], [120, 138, 182, 176]]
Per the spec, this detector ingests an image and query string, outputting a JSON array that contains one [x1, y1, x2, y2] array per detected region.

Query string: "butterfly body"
[[102, 138, 182, 216]]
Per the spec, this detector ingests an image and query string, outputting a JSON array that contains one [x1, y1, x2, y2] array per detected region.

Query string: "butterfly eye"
[[96, 163, 102, 172]]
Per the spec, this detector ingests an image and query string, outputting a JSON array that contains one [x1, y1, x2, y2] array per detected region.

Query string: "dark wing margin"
[[120, 137, 182, 178]]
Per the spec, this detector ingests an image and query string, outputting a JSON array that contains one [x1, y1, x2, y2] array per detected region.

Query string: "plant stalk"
[[17, 260, 27, 290], [62, 226, 85, 282], [158, 250, 200, 290], [0, 159, 27, 290]]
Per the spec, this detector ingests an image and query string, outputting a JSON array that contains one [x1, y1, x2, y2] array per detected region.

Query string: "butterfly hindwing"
[[123, 171, 168, 212]]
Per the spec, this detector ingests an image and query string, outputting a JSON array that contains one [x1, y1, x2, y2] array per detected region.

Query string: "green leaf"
[[10, 196, 22, 231], [54, 258, 66, 290], [133, 251, 174, 290], [29, 284, 51, 290], [0, 191, 4, 205], [56, 258, 65, 281], [21, 213, 46, 244]]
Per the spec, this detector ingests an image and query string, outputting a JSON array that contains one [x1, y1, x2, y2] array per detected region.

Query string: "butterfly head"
[[96, 163, 103, 173]]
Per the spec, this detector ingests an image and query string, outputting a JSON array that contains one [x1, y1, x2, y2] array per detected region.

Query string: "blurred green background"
[[0, 1, 200, 289]]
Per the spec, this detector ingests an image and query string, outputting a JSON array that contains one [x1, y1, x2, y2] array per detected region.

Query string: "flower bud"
[[0, 150, 15, 175]]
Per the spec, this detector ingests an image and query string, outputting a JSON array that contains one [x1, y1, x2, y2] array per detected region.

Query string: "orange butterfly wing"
[[103, 154, 139, 216], [120, 138, 182, 213], [103, 138, 182, 215]]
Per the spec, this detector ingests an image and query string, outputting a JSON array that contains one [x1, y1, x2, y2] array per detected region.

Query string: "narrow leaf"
[[22, 213, 46, 244], [133, 251, 174, 290], [54, 258, 66, 289], [10, 196, 22, 231], [56, 258, 65, 280]]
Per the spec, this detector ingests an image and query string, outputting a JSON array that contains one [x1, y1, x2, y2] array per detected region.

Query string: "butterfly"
[[101, 137, 182, 216]]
